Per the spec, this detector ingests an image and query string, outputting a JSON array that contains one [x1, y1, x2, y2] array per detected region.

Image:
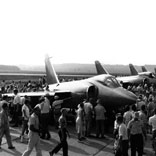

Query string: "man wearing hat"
[[127, 112, 145, 156]]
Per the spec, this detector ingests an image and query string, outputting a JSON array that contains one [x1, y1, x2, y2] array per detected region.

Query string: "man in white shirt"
[[20, 99, 30, 142], [123, 105, 133, 126], [40, 94, 51, 140], [117, 115, 128, 156], [12, 89, 21, 127]]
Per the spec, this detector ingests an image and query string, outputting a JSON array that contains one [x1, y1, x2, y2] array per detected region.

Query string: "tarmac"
[[0, 125, 155, 156]]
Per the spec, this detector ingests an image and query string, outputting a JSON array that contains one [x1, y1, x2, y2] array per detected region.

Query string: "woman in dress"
[[76, 102, 85, 141]]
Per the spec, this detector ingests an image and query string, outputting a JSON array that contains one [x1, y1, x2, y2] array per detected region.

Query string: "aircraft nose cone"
[[116, 87, 137, 106], [125, 90, 137, 105]]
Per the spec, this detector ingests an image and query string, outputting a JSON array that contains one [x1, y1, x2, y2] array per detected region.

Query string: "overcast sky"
[[0, 1, 156, 66]]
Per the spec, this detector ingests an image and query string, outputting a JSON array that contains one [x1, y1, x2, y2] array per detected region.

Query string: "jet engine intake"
[[86, 85, 98, 100]]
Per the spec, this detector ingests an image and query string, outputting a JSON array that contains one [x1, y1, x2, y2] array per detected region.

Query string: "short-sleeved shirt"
[[22, 104, 30, 120], [28, 113, 39, 136], [149, 115, 156, 131], [84, 102, 93, 119], [20, 97, 25, 105], [13, 94, 21, 105], [119, 123, 128, 140], [139, 111, 147, 126], [94, 104, 106, 120], [41, 97, 51, 114], [127, 119, 143, 135]]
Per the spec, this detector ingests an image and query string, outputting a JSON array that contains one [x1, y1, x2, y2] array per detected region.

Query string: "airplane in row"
[[4, 54, 137, 111], [95, 61, 156, 86], [141, 66, 156, 76]]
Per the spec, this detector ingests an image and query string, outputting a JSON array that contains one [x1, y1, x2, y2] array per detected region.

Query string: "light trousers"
[[22, 132, 42, 156]]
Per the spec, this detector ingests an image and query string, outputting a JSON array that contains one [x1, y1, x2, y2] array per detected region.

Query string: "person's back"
[[147, 99, 155, 117], [137, 99, 145, 111], [94, 104, 106, 120], [123, 106, 132, 126], [84, 101, 93, 119], [41, 96, 50, 114], [28, 112, 39, 136]]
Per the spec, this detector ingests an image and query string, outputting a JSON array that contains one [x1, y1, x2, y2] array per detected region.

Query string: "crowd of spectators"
[[112, 83, 156, 156]]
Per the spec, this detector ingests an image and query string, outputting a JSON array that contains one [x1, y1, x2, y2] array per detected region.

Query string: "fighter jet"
[[45, 55, 136, 108], [95, 61, 156, 86], [141, 66, 156, 77], [4, 55, 137, 110], [128, 64, 156, 83]]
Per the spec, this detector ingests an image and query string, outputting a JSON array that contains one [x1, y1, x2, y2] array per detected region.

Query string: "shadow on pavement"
[[0, 148, 22, 156]]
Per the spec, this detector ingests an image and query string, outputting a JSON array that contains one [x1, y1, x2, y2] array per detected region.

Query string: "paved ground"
[[0, 125, 155, 156]]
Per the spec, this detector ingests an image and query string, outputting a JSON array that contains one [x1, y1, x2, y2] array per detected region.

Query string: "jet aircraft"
[[128, 64, 156, 83], [48, 56, 137, 108], [4, 55, 137, 110], [95, 61, 156, 86], [141, 66, 156, 77]]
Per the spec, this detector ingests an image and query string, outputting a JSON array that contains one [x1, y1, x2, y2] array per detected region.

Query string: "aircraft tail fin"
[[95, 60, 109, 74], [141, 66, 147, 72], [45, 54, 59, 85], [129, 64, 138, 75]]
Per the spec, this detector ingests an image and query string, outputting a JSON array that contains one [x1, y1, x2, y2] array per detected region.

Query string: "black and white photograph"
[[0, 1, 156, 156]]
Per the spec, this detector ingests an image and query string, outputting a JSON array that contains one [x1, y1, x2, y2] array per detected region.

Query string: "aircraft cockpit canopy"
[[94, 75, 121, 88], [104, 77, 121, 88]]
